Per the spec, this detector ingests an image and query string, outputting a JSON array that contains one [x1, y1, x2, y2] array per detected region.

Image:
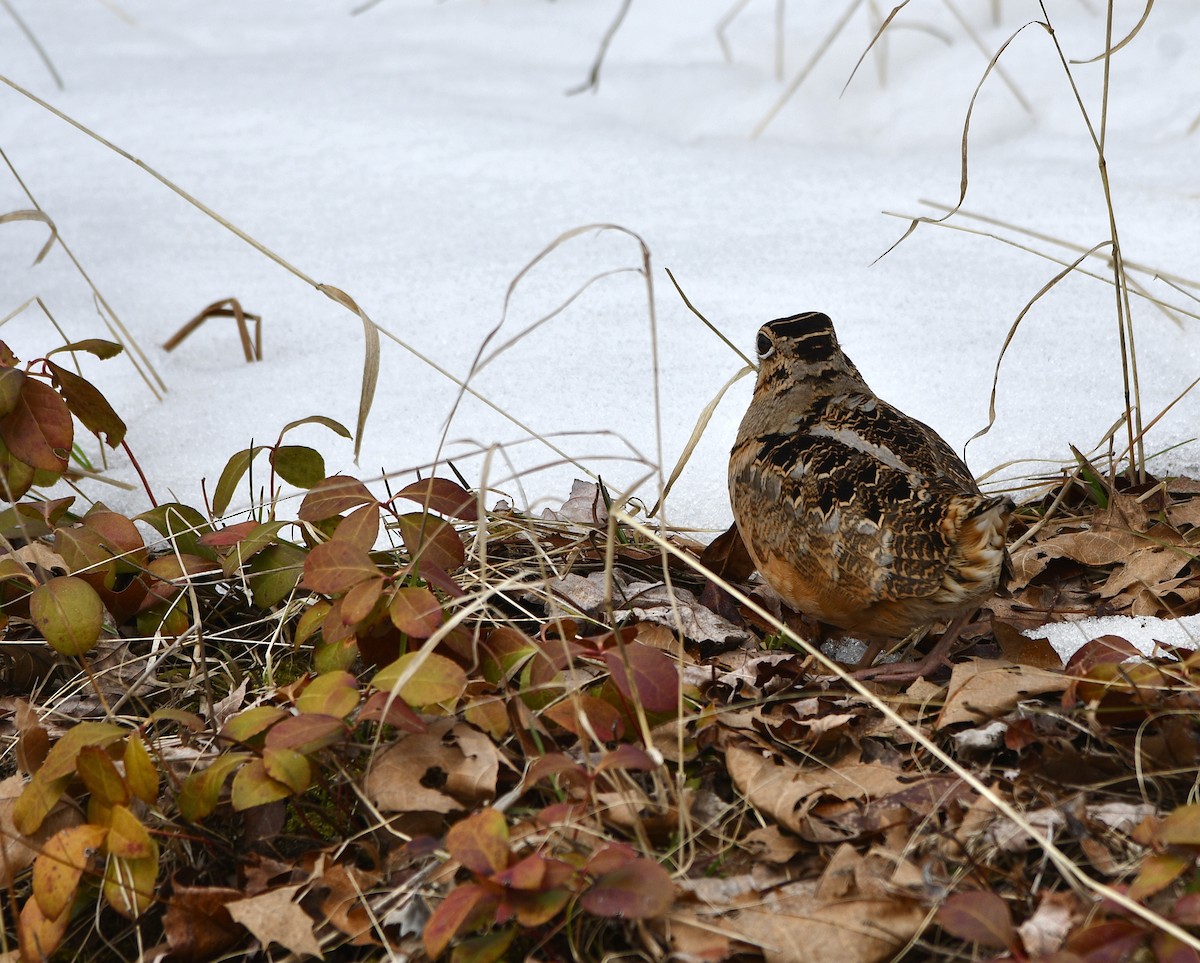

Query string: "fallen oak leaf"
[[225, 883, 321, 958]]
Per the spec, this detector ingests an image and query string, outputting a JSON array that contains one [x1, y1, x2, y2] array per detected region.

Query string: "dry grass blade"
[[664, 268, 755, 368], [1035, 0, 1145, 479], [316, 284, 380, 460], [842, 0, 912, 95], [966, 241, 1110, 453], [875, 20, 1044, 261], [567, 0, 633, 95], [715, 0, 753, 62], [1070, 0, 1154, 63], [939, 0, 1033, 112], [0, 144, 164, 399], [1, 0, 62, 89], [650, 364, 754, 519], [754, 0, 866, 138], [0, 208, 57, 264], [162, 298, 263, 363], [882, 206, 1200, 324]]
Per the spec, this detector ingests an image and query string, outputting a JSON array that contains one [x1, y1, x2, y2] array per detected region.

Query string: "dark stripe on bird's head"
[[765, 312, 839, 361]]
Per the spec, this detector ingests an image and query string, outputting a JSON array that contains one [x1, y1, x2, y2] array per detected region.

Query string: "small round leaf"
[[30, 576, 105, 656]]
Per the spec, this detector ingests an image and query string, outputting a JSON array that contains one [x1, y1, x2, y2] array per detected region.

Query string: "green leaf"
[[373, 652, 467, 709], [0, 376, 72, 471], [245, 541, 307, 609], [0, 366, 25, 416], [451, 926, 516, 963], [279, 414, 352, 440], [102, 848, 157, 919], [221, 705, 288, 745], [263, 747, 312, 794], [295, 671, 360, 719], [294, 601, 330, 649], [29, 576, 105, 656], [270, 445, 325, 490], [136, 503, 214, 560], [44, 361, 127, 448], [75, 745, 129, 806], [45, 339, 123, 360], [231, 759, 291, 811], [212, 446, 264, 518], [212, 520, 286, 577], [123, 735, 159, 805], [177, 753, 251, 822]]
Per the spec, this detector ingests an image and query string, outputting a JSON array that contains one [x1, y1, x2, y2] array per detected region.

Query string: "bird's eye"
[[756, 330, 775, 359]]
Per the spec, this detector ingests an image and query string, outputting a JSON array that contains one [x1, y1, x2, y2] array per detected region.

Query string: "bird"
[[728, 311, 1012, 680]]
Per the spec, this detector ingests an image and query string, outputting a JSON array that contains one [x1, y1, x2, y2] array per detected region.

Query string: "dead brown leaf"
[[225, 883, 321, 958], [364, 719, 500, 814], [937, 658, 1068, 728]]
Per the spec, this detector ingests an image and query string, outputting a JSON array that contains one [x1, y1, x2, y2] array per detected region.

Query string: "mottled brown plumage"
[[729, 312, 1011, 674]]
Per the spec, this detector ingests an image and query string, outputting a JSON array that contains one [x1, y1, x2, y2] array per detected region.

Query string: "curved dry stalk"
[[1071, 0, 1154, 63], [0, 145, 163, 398], [1, 0, 62, 90], [755, 0, 866, 138], [965, 241, 1111, 454], [875, 19, 1046, 262], [650, 363, 755, 518], [567, 0, 634, 96], [664, 267, 755, 368]]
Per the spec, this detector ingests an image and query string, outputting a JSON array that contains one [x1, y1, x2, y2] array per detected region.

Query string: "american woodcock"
[[728, 312, 1012, 678]]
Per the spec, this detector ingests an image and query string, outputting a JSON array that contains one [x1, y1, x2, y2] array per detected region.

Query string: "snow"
[[1028, 613, 1200, 662], [3, 1, 1199, 646]]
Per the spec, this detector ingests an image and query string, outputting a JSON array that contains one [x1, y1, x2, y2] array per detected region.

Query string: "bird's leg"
[[853, 626, 927, 670], [852, 612, 973, 683]]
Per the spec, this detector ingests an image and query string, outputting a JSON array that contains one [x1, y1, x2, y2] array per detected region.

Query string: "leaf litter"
[[3, 420, 1200, 961]]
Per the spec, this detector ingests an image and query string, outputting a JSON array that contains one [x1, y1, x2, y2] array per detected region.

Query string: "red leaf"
[[357, 691, 427, 732], [300, 541, 379, 594], [396, 512, 465, 572], [603, 643, 678, 714], [446, 808, 510, 876], [298, 475, 375, 522], [0, 376, 72, 471], [331, 502, 380, 551], [1064, 635, 1140, 674], [595, 744, 658, 774], [396, 477, 478, 521], [936, 891, 1017, 949], [423, 883, 498, 960], [581, 857, 673, 919], [199, 520, 260, 548], [45, 360, 126, 448], [263, 713, 346, 754], [543, 695, 624, 741], [491, 853, 545, 891], [388, 586, 443, 638]]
